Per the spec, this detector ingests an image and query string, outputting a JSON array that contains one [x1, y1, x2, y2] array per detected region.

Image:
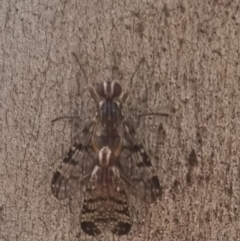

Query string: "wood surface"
[[1, 0, 239, 240]]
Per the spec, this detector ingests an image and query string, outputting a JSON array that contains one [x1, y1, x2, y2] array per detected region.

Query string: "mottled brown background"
[[1, 0, 240, 240]]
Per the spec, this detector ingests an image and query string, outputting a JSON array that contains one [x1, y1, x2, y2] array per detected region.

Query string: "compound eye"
[[96, 81, 122, 99]]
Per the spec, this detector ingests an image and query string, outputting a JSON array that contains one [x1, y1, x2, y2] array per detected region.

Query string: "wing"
[[119, 120, 162, 204], [80, 167, 131, 236], [51, 121, 96, 200]]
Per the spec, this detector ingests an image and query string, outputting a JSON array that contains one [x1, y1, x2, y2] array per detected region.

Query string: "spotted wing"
[[51, 121, 96, 200], [119, 120, 162, 204], [80, 167, 131, 236]]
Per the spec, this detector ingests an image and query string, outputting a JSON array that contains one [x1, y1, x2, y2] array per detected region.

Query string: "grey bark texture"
[[1, 0, 240, 240]]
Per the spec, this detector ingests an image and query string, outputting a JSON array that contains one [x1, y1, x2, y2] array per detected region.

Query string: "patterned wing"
[[119, 120, 162, 204], [80, 166, 131, 236], [51, 121, 96, 200]]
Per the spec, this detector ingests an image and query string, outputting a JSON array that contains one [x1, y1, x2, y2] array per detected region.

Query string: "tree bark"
[[1, 0, 239, 240]]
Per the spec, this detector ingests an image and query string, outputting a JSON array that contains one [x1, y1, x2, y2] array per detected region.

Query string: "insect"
[[81, 146, 131, 236], [51, 81, 162, 236]]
